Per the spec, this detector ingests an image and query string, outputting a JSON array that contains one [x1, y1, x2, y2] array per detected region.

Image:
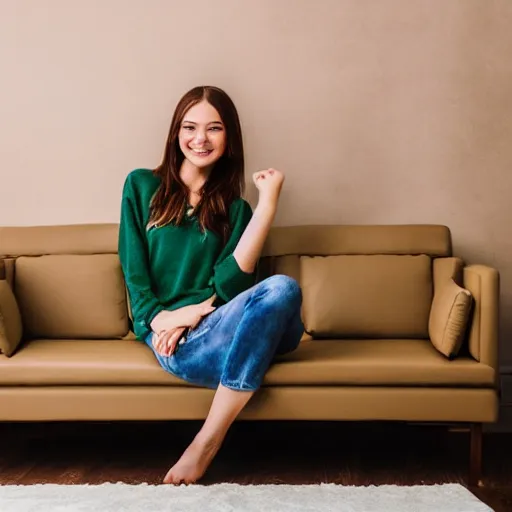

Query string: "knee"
[[262, 275, 302, 305]]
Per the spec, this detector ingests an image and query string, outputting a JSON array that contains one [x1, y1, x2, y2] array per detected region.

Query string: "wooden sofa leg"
[[469, 423, 483, 487]]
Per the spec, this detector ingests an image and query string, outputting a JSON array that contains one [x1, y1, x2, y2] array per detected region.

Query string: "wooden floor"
[[0, 420, 511, 511]]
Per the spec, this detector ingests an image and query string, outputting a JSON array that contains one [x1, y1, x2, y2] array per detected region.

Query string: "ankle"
[[195, 428, 224, 449]]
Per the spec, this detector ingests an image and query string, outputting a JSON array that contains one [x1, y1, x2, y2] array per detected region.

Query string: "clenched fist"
[[252, 168, 285, 207]]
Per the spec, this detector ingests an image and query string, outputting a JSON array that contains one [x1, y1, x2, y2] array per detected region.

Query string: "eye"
[[182, 125, 194, 131], [209, 127, 223, 131]]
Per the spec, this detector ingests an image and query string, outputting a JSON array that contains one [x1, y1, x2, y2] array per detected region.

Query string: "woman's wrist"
[[255, 195, 278, 217], [150, 312, 162, 333]]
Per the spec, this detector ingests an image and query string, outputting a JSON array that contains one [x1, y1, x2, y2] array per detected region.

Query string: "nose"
[[194, 129, 207, 144]]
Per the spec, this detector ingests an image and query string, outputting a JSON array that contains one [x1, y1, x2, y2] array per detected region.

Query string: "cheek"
[[178, 133, 192, 152], [215, 133, 227, 153]]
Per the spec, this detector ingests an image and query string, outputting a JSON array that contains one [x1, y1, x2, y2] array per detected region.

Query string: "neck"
[[179, 159, 212, 193], [180, 159, 212, 206]]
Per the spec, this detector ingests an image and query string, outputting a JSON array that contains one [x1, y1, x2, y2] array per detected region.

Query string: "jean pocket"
[[185, 312, 221, 343]]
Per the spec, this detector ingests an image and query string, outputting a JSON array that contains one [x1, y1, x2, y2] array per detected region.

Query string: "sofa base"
[[0, 386, 492, 488], [0, 386, 498, 422]]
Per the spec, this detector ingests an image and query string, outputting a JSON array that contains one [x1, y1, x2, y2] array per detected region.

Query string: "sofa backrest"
[[257, 225, 452, 339], [0, 224, 452, 340], [0, 224, 129, 339]]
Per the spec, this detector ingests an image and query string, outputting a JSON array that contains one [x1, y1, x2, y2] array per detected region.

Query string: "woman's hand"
[[150, 295, 217, 356], [151, 295, 216, 334], [175, 295, 217, 330], [253, 168, 284, 208], [152, 326, 188, 357]]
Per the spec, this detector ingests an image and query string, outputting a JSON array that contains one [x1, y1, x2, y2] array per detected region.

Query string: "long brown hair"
[[148, 86, 245, 244]]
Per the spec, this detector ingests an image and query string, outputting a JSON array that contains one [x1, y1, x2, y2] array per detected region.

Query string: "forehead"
[[183, 100, 222, 123]]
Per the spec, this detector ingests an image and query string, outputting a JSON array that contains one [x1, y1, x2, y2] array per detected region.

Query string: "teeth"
[[192, 149, 211, 154]]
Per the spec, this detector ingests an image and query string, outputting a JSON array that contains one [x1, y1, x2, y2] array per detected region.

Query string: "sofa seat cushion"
[[0, 338, 494, 387], [268, 339, 494, 387], [0, 339, 187, 386]]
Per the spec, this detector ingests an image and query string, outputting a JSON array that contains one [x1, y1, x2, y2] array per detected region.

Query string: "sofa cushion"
[[300, 255, 432, 338], [0, 338, 494, 387], [433, 257, 464, 288], [429, 279, 472, 359], [0, 280, 23, 357], [268, 338, 494, 387], [15, 255, 129, 339]]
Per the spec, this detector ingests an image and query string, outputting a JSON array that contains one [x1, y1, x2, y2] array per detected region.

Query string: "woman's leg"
[[159, 274, 303, 390], [161, 275, 303, 484], [275, 303, 305, 356], [163, 385, 254, 484]]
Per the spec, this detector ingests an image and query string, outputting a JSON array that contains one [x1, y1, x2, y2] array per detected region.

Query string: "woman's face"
[[178, 100, 227, 169]]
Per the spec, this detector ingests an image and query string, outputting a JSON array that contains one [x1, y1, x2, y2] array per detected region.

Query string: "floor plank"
[[0, 421, 510, 510]]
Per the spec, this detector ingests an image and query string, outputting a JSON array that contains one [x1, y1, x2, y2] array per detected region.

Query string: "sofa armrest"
[[463, 265, 499, 373]]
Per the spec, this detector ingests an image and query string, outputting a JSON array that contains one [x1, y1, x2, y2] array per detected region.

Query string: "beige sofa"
[[0, 224, 500, 486]]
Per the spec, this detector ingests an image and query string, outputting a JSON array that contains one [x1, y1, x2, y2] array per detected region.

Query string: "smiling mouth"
[[190, 148, 213, 157]]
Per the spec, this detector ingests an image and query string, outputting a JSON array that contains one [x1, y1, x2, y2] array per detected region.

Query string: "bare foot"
[[163, 433, 221, 485]]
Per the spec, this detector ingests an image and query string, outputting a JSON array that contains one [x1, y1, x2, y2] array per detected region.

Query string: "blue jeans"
[[144, 275, 304, 391]]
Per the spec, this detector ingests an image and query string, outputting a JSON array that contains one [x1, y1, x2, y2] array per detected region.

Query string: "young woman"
[[118, 86, 304, 485]]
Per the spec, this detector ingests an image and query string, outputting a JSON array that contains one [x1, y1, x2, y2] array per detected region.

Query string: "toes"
[[163, 470, 174, 485], [162, 463, 200, 485], [162, 468, 188, 486]]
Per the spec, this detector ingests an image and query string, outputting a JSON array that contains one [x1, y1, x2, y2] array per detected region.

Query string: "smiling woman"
[[179, 107, 226, 181], [117, 85, 304, 486], [147, 86, 244, 239], [181, 116, 225, 161]]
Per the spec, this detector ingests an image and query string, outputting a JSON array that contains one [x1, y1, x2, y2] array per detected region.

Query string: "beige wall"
[[1, 0, 511, 366]]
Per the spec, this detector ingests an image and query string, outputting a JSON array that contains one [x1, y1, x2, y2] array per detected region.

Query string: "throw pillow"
[[0, 280, 23, 357], [429, 278, 472, 359], [300, 254, 432, 338]]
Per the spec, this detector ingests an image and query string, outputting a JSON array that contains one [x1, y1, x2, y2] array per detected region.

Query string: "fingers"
[[153, 327, 187, 356], [170, 327, 188, 353], [205, 294, 217, 305], [201, 305, 216, 316], [166, 329, 183, 355], [152, 330, 172, 356], [200, 293, 216, 304], [190, 306, 215, 331], [253, 168, 282, 182], [195, 298, 216, 323]]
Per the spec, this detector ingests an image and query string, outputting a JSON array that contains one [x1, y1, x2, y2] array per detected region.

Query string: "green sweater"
[[118, 168, 257, 341]]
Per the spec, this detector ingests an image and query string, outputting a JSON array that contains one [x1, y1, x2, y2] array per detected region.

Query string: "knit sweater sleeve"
[[118, 173, 164, 334], [211, 199, 258, 303]]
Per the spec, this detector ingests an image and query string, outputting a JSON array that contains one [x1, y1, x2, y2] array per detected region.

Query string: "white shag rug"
[[0, 482, 492, 512]]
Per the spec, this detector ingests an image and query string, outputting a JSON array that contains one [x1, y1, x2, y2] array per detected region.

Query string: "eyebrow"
[[182, 120, 224, 125]]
